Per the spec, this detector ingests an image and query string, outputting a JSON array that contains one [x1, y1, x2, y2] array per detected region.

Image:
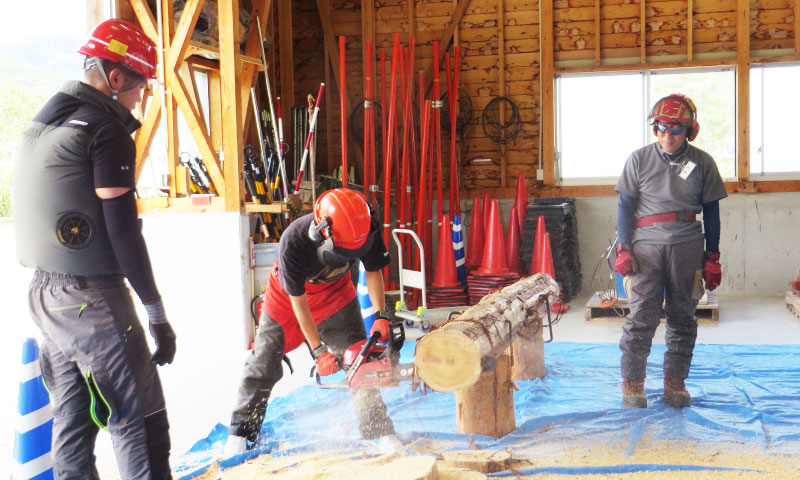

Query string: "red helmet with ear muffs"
[[79, 18, 157, 79], [309, 188, 375, 267], [648, 93, 700, 141]]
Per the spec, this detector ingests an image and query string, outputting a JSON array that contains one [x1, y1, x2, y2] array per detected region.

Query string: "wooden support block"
[[175, 165, 191, 196], [511, 316, 545, 381], [456, 353, 516, 439]]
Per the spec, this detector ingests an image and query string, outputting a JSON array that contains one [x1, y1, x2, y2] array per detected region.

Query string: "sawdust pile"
[[192, 437, 800, 479]]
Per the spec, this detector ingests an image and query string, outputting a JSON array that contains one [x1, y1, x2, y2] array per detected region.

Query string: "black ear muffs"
[[308, 216, 375, 267]]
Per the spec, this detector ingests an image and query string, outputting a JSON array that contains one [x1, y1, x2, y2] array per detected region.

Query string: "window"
[[750, 64, 800, 177], [556, 68, 736, 184]]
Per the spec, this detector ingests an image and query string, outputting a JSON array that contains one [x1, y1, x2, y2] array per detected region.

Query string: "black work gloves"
[[144, 299, 177, 365]]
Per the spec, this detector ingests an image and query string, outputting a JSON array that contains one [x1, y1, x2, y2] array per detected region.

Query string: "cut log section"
[[441, 449, 512, 474], [456, 353, 517, 438], [511, 316, 545, 380], [415, 274, 559, 392]]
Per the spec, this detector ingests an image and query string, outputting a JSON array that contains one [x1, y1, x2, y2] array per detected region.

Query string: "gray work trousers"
[[620, 239, 705, 381], [28, 271, 171, 480], [228, 297, 395, 443]]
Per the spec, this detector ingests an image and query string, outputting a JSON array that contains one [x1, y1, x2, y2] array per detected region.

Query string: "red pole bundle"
[[364, 40, 375, 205], [453, 46, 461, 216], [339, 36, 347, 186], [380, 50, 387, 192], [382, 34, 401, 286], [293, 83, 325, 193], [432, 41, 443, 229], [419, 71, 433, 271], [444, 52, 454, 217], [414, 100, 432, 277]]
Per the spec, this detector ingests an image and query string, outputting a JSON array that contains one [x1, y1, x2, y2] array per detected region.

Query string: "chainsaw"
[[316, 321, 414, 389]]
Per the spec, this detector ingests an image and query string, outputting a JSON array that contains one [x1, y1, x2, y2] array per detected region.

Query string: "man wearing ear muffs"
[[614, 94, 727, 410], [224, 188, 402, 456]]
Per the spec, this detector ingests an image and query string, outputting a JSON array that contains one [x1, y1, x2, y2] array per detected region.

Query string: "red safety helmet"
[[79, 19, 157, 80], [310, 188, 375, 266], [648, 94, 700, 141]]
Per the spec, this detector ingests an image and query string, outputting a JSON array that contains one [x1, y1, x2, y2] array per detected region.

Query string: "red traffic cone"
[[529, 215, 546, 275], [465, 197, 485, 269], [432, 215, 461, 288], [514, 172, 527, 230], [478, 200, 509, 276], [507, 207, 522, 274], [539, 232, 555, 280], [483, 192, 491, 233]]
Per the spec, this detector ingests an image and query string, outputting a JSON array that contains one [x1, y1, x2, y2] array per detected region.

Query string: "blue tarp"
[[174, 342, 800, 478]]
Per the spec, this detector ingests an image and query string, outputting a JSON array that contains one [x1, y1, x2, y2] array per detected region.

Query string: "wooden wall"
[[278, 0, 800, 197]]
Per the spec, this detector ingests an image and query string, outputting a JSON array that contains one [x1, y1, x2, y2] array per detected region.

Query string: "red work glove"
[[370, 313, 392, 343], [704, 252, 722, 291], [614, 243, 638, 276], [315, 351, 340, 376]]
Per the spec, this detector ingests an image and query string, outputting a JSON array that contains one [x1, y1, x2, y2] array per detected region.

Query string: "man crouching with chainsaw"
[[224, 188, 402, 456]]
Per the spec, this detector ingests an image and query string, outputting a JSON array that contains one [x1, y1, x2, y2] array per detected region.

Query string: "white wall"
[[573, 192, 800, 295], [139, 212, 253, 461]]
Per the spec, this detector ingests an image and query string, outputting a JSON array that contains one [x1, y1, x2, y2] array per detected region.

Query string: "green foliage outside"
[[650, 71, 737, 178], [0, 80, 52, 219]]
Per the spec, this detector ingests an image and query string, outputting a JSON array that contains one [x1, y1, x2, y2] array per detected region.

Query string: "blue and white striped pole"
[[357, 261, 377, 337], [12, 338, 54, 480], [452, 214, 467, 284]]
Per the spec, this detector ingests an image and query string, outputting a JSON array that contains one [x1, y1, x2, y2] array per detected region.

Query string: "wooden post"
[[414, 274, 559, 392], [736, 0, 750, 182], [540, 0, 555, 186], [511, 316, 545, 380], [456, 352, 516, 439], [219, 0, 245, 212], [640, 0, 646, 63], [687, 0, 693, 62], [594, 0, 601, 65]]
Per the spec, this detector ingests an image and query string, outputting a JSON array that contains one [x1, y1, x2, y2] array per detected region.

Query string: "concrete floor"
[[3, 222, 799, 479]]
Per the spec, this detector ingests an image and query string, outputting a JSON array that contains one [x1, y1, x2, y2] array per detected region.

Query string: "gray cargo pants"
[[28, 271, 171, 480], [620, 239, 705, 381], [229, 297, 395, 443]]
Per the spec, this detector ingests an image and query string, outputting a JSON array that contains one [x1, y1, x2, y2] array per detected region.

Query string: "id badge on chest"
[[677, 160, 696, 180]]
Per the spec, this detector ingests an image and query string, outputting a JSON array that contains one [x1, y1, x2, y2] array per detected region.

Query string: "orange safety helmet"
[[309, 188, 375, 266], [648, 94, 700, 141], [79, 19, 157, 80]]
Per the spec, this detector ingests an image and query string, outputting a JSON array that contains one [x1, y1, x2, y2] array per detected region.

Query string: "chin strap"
[[85, 57, 141, 101]]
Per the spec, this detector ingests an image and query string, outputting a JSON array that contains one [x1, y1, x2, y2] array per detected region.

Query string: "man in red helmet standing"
[[12, 19, 174, 479], [224, 187, 402, 456], [614, 94, 727, 409]]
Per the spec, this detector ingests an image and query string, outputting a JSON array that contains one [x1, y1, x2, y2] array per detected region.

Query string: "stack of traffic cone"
[[464, 197, 485, 273], [357, 261, 377, 336], [467, 200, 520, 305], [452, 214, 467, 284], [529, 215, 546, 276], [13, 338, 53, 480], [513, 172, 527, 230], [538, 233, 570, 313], [507, 207, 522, 274], [429, 215, 469, 308]]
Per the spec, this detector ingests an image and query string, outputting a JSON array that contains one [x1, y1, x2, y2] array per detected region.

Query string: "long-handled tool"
[[316, 322, 413, 390], [256, 17, 289, 200], [294, 83, 325, 193]]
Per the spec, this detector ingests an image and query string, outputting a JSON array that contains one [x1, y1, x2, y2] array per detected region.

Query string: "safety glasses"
[[656, 123, 686, 135]]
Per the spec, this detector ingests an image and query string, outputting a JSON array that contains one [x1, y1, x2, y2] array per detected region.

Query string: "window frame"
[[555, 66, 739, 186]]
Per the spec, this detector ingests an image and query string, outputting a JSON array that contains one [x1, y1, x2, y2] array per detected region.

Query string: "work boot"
[[223, 435, 248, 457], [622, 379, 647, 408], [663, 375, 691, 408]]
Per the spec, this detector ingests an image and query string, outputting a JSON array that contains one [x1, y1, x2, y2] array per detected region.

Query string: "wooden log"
[[441, 450, 512, 473], [456, 353, 516, 438], [415, 274, 559, 392]]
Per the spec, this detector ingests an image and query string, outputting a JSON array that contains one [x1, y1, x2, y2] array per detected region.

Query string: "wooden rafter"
[[239, 0, 273, 136]]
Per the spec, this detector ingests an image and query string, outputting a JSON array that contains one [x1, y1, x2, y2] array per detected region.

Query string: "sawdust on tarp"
[[192, 437, 800, 480]]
